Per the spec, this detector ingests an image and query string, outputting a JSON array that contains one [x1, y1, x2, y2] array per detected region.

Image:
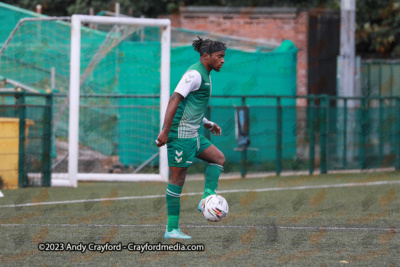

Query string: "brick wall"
[[162, 7, 309, 106]]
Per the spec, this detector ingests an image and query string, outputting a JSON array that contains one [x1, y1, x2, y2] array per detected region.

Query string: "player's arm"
[[156, 70, 201, 147], [202, 117, 222, 136], [156, 92, 183, 147]]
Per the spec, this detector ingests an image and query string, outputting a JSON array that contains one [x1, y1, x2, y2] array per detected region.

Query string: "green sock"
[[166, 183, 182, 232], [202, 163, 223, 199]]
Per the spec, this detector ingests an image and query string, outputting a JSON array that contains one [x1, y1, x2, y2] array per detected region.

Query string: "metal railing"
[[3, 91, 399, 184], [52, 93, 400, 177]]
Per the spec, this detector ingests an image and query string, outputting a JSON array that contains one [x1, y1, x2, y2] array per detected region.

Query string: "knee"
[[170, 177, 185, 187], [169, 167, 187, 187]]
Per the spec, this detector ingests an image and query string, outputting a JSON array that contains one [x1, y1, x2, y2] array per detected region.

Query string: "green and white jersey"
[[169, 62, 212, 139]]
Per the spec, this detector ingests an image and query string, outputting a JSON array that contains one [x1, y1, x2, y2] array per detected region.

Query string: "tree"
[[356, 0, 400, 58]]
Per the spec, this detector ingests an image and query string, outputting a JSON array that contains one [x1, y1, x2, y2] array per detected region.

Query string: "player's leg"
[[197, 145, 225, 198], [164, 137, 196, 239], [166, 166, 187, 232], [195, 135, 225, 211], [197, 144, 225, 166]]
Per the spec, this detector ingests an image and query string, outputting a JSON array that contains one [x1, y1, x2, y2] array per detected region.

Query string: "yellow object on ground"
[[0, 118, 34, 189]]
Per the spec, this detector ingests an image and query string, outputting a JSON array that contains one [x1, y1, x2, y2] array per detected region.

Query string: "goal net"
[[1, 14, 170, 187]]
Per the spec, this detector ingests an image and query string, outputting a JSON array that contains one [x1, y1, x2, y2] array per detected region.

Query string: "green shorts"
[[166, 134, 212, 167]]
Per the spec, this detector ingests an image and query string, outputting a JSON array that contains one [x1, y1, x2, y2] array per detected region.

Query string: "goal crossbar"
[[63, 15, 170, 187]]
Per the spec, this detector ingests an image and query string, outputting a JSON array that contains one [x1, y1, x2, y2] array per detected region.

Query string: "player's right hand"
[[156, 130, 168, 147]]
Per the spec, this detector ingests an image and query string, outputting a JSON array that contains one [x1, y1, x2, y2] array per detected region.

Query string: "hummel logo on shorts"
[[175, 150, 183, 163]]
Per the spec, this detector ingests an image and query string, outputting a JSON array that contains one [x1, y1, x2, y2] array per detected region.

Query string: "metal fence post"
[[378, 98, 383, 167], [390, 65, 395, 148], [360, 98, 367, 170], [343, 98, 347, 169], [240, 148, 247, 178], [308, 96, 316, 175], [390, 63, 393, 96], [42, 93, 52, 187], [396, 97, 400, 170], [17, 91, 26, 187], [276, 97, 282, 176], [379, 63, 382, 96], [368, 64, 371, 96], [240, 97, 247, 178], [320, 95, 328, 174]]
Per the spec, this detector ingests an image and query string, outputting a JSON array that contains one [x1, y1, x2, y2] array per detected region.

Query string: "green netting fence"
[[0, 2, 298, 171], [117, 40, 298, 167], [46, 93, 400, 177]]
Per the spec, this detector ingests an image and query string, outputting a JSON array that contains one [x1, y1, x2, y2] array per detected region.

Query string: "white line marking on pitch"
[[0, 223, 395, 232], [1, 179, 400, 208]]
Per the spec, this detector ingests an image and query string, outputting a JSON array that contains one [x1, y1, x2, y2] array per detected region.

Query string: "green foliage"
[[356, 0, 400, 57], [0, 0, 340, 18]]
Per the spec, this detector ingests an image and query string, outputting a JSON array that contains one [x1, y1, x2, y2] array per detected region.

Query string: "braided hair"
[[192, 36, 226, 56]]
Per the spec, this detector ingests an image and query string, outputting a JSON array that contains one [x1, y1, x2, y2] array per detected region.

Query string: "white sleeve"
[[174, 70, 202, 98]]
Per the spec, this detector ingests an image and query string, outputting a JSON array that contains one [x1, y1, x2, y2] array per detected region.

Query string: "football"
[[201, 194, 229, 222]]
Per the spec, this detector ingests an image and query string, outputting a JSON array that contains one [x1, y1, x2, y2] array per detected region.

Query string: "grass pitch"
[[0, 171, 400, 266]]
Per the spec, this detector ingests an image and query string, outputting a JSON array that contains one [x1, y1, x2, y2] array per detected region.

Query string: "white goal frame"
[[53, 15, 170, 187]]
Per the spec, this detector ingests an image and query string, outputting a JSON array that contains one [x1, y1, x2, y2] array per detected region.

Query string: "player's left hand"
[[204, 122, 222, 136]]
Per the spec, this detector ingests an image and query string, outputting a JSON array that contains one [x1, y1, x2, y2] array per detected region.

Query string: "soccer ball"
[[201, 194, 229, 222]]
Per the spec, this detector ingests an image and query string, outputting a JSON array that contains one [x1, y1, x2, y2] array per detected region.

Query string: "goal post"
[[60, 15, 170, 187]]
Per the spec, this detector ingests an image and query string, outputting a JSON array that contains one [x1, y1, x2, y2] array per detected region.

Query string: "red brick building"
[[162, 6, 340, 106]]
